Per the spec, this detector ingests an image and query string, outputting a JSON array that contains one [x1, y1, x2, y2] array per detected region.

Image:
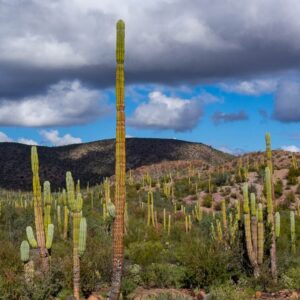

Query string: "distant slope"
[[0, 138, 233, 190]]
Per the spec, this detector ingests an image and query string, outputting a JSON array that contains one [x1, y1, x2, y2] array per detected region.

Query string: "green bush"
[[207, 281, 253, 300], [281, 266, 300, 289], [128, 241, 165, 266], [202, 194, 213, 208], [142, 263, 186, 288], [274, 179, 283, 198]]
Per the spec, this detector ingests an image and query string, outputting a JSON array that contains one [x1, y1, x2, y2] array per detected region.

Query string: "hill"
[[0, 138, 233, 190]]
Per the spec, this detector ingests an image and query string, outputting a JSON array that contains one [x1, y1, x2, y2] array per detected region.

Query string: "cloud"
[[217, 146, 247, 156], [0, 131, 37, 145], [0, 80, 112, 126], [17, 138, 38, 145], [0, 131, 12, 142], [2, 1, 300, 98], [127, 91, 202, 132], [273, 80, 300, 122], [281, 145, 300, 152], [220, 79, 278, 96], [40, 130, 82, 146], [212, 111, 249, 125]]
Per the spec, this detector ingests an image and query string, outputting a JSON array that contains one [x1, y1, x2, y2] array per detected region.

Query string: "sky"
[[0, 0, 300, 154]]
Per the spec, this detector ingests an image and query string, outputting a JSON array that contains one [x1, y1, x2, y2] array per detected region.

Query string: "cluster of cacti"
[[29, 146, 49, 272], [163, 180, 173, 199], [242, 184, 262, 277], [193, 200, 203, 222], [211, 199, 238, 244], [291, 153, 298, 169], [185, 214, 192, 233]]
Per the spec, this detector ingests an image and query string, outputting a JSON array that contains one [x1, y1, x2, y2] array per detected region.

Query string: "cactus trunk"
[[31, 146, 49, 272], [110, 19, 126, 300]]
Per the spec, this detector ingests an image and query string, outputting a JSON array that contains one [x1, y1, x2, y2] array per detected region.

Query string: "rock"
[[255, 291, 262, 298], [290, 291, 299, 299]]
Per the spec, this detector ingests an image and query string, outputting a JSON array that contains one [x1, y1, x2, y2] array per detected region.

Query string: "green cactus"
[[257, 203, 264, 265], [250, 193, 258, 259], [30, 146, 49, 271], [243, 184, 260, 277], [147, 190, 155, 226], [57, 205, 62, 235], [167, 214, 171, 236], [20, 240, 30, 263], [221, 199, 227, 229], [79, 217, 87, 257], [265, 167, 274, 224], [26, 226, 38, 248], [275, 212, 280, 238], [43, 181, 52, 233], [265, 133, 273, 174], [62, 189, 69, 240], [290, 210, 296, 254], [291, 153, 298, 169], [265, 133, 277, 281], [46, 224, 54, 250], [66, 171, 83, 300]]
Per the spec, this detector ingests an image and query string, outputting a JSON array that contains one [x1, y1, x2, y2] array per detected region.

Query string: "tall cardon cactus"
[[31, 146, 49, 272], [110, 20, 126, 300]]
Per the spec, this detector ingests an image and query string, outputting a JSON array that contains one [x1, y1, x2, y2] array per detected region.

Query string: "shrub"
[[128, 241, 165, 267], [274, 179, 283, 198], [202, 194, 213, 208], [142, 263, 187, 288], [207, 281, 253, 300]]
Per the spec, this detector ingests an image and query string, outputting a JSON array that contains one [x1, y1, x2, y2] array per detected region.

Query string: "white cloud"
[[281, 145, 300, 152], [0, 131, 12, 142], [217, 146, 247, 156], [40, 129, 82, 146], [0, 80, 112, 126], [220, 79, 278, 96], [0, 34, 86, 68], [16, 138, 38, 145], [0, 131, 38, 145], [127, 91, 202, 132]]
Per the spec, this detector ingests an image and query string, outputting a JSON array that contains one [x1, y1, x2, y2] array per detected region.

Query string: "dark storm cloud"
[[212, 111, 249, 125], [1, 0, 300, 99], [273, 81, 300, 122]]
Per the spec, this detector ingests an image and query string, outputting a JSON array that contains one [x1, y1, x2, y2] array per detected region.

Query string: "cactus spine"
[[31, 146, 49, 272], [110, 19, 126, 300]]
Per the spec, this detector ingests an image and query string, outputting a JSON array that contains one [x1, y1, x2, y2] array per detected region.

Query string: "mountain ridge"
[[0, 137, 233, 190]]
